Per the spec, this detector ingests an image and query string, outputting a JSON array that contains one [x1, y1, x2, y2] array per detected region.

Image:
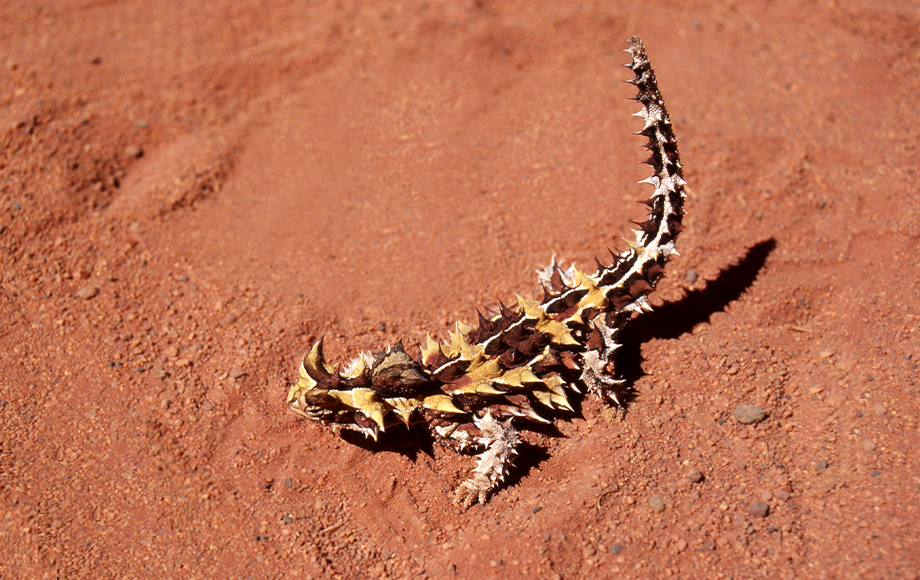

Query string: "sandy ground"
[[2, 0, 919, 578]]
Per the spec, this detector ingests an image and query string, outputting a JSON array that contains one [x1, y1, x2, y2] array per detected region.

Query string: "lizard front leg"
[[453, 411, 520, 508]]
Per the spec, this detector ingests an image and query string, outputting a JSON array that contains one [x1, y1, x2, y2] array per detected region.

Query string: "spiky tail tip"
[[625, 36, 686, 248]]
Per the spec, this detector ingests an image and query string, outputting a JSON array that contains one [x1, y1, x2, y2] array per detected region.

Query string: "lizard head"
[[287, 337, 469, 439], [286, 337, 392, 439]]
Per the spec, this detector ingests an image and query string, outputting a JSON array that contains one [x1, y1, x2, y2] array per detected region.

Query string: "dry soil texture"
[[2, 1, 920, 579]]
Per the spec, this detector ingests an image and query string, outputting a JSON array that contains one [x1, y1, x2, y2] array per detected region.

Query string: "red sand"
[[2, 1, 919, 578]]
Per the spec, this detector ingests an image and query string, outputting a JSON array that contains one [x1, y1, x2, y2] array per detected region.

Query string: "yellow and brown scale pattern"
[[288, 37, 687, 506]]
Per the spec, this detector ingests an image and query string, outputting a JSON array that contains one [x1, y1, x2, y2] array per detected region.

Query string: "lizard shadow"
[[341, 422, 436, 460], [342, 424, 551, 496], [341, 418, 559, 493], [613, 237, 777, 398]]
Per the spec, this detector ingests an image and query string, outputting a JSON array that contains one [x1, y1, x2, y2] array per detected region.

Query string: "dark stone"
[[733, 404, 767, 425], [748, 500, 770, 518], [609, 543, 626, 555]]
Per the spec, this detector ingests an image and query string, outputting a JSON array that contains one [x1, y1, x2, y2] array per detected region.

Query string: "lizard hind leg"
[[453, 411, 521, 508]]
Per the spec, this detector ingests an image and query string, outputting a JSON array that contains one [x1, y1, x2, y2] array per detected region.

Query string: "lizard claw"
[[454, 474, 491, 508]]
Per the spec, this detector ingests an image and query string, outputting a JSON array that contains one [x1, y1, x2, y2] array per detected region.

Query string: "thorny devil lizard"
[[287, 37, 687, 507]]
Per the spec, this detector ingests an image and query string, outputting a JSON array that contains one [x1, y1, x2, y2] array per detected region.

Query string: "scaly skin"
[[288, 37, 687, 507]]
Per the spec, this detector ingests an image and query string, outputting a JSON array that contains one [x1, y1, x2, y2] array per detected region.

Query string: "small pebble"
[[761, 490, 773, 502], [733, 404, 767, 425], [125, 144, 143, 158], [75, 284, 99, 300], [532, 505, 542, 514], [165, 345, 179, 358], [229, 368, 247, 379], [685, 269, 698, 283], [748, 500, 770, 518], [816, 460, 829, 472], [687, 467, 704, 483], [649, 495, 665, 512], [871, 402, 886, 416], [609, 543, 626, 555], [775, 490, 791, 501], [861, 438, 876, 452]]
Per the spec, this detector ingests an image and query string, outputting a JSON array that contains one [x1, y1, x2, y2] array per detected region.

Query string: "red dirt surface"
[[2, 1, 919, 578]]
